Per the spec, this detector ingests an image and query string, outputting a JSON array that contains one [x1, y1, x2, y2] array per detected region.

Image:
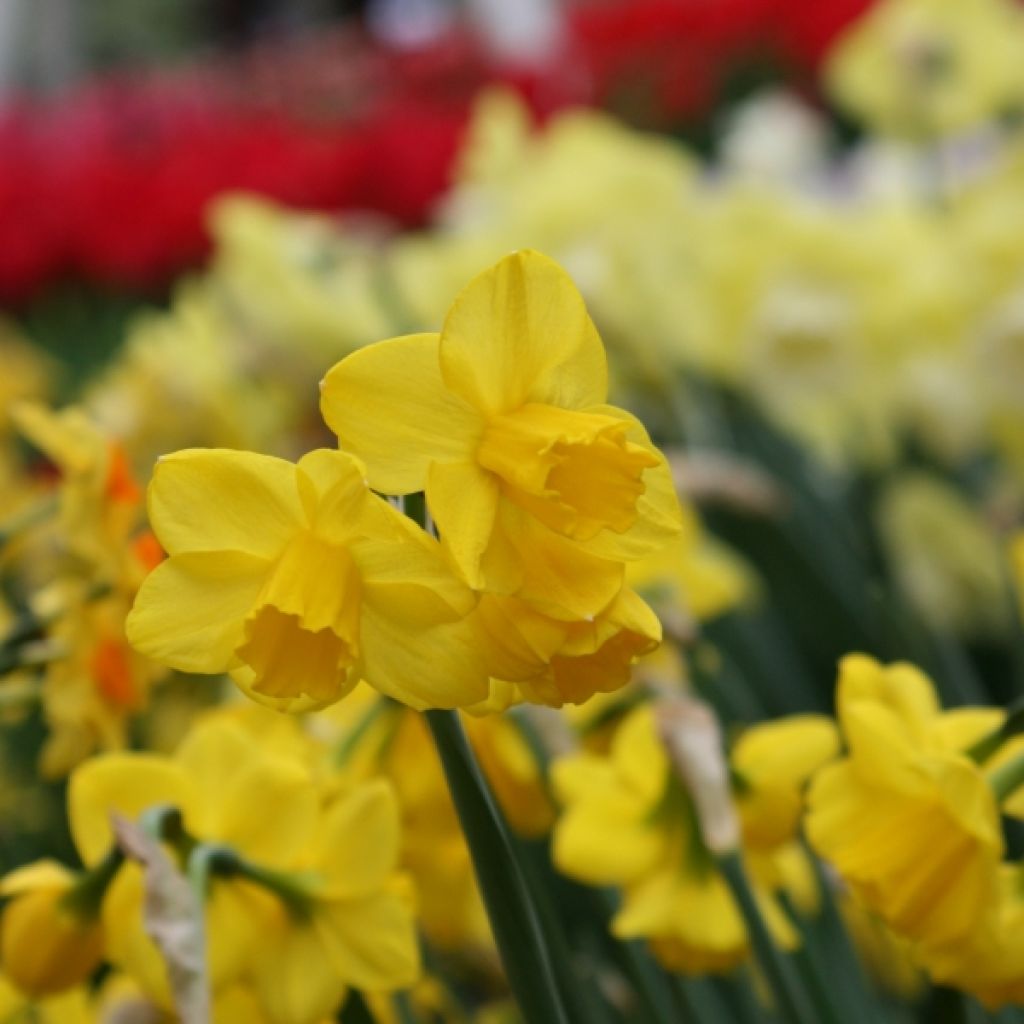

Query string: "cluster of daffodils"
[[0, 709, 419, 1023], [126, 249, 681, 714], [0, 391, 166, 776]]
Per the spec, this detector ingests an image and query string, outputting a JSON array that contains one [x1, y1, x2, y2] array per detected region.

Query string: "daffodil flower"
[[244, 780, 420, 1024], [806, 654, 1003, 950], [320, 250, 680, 617], [552, 706, 797, 974], [126, 447, 488, 711]]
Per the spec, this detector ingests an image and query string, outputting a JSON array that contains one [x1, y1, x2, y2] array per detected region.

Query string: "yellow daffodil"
[[806, 654, 1003, 950], [552, 706, 796, 973], [0, 861, 105, 998], [11, 402, 144, 580], [876, 472, 1010, 636], [69, 716, 320, 1005], [243, 781, 420, 1024], [38, 593, 163, 778], [320, 250, 681, 616], [126, 447, 487, 711], [826, 0, 1024, 138]]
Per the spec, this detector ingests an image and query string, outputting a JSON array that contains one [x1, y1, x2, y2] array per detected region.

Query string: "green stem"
[[424, 709, 569, 1024], [991, 751, 1024, 803], [391, 991, 418, 1024], [63, 845, 124, 918], [0, 495, 58, 547], [717, 851, 817, 1024], [333, 695, 398, 766], [0, 678, 42, 708], [967, 701, 1024, 764]]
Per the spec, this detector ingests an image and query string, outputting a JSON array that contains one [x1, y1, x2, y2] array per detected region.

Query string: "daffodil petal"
[[148, 449, 304, 557], [320, 333, 481, 494], [251, 911, 347, 1024], [0, 861, 73, 896], [318, 781, 401, 899], [439, 250, 608, 415], [296, 448, 376, 539], [215, 757, 319, 869], [485, 502, 625, 619], [68, 755, 194, 866], [126, 552, 268, 674], [359, 607, 489, 710], [553, 794, 663, 886], [427, 460, 499, 590], [354, 506, 476, 621], [315, 890, 420, 991], [174, 718, 319, 867]]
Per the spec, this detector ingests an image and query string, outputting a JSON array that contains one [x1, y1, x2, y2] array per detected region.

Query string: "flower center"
[[90, 633, 140, 710], [477, 403, 658, 541], [236, 531, 362, 703]]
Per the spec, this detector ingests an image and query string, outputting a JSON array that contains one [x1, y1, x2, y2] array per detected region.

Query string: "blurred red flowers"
[[0, 0, 875, 305]]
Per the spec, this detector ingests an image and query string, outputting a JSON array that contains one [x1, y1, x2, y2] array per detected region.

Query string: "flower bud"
[[1, 881, 104, 997]]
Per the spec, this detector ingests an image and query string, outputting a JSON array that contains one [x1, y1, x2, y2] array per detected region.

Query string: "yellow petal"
[[355, 509, 476, 621], [358, 604, 489, 709], [439, 250, 608, 415], [215, 757, 319, 868], [317, 781, 401, 899], [68, 755, 194, 866], [553, 794, 663, 886], [148, 449, 304, 557], [320, 333, 481, 494], [173, 720, 250, 827], [126, 552, 268, 674], [838, 654, 939, 738], [426, 460, 499, 589], [295, 448, 377, 542], [250, 904, 347, 1024], [484, 501, 625, 619], [551, 754, 618, 803], [0, 861, 73, 896], [612, 706, 669, 806], [732, 715, 840, 789], [175, 719, 318, 867], [101, 864, 171, 1005], [206, 879, 275, 991], [315, 889, 420, 991]]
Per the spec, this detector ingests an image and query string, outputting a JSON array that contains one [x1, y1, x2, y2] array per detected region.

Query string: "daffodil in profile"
[[806, 654, 1003, 950], [126, 447, 487, 711], [320, 250, 680, 616]]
